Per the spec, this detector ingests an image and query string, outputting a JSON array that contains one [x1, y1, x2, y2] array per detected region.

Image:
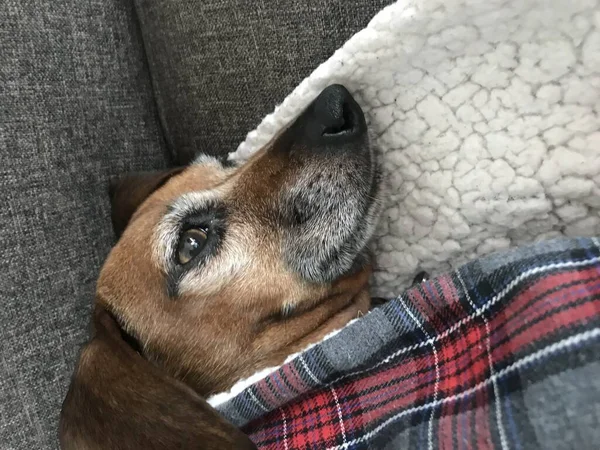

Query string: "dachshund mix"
[[59, 85, 384, 449]]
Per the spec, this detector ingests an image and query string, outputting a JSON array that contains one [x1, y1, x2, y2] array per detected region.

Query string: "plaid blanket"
[[215, 238, 600, 449]]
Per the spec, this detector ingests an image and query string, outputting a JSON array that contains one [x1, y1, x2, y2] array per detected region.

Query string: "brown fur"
[[60, 85, 378, 449], [60, 307, 256, 450]]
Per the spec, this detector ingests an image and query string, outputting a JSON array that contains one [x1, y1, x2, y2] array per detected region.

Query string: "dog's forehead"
[[126, 161, 238, 238], [146, 150, 288, 213], [155, 162, 231, 203]]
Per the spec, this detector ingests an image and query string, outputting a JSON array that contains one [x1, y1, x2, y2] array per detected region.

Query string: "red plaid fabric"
[[215, 238, 600, 449]]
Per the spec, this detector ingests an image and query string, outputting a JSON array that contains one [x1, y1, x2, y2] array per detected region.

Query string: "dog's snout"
[[279, 86, 381, 284], [305, 84, 366, 143]]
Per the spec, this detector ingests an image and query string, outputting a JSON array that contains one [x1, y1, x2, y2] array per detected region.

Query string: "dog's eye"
[[177, 228, 208, 265]]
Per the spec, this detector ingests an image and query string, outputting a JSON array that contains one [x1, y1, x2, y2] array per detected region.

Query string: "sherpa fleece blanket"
[[229, 0, 600, 298], [212, 237, 600, 449]]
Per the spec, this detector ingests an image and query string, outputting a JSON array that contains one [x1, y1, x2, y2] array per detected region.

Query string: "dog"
[[59, 85, 384, 449]]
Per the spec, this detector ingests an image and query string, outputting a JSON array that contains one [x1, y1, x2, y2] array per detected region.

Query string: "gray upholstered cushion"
[[0, 1, 170, 448], [134, 0, 392, 164]]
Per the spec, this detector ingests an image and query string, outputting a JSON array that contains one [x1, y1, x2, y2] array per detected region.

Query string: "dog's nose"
[[305, 84, 367, 143]]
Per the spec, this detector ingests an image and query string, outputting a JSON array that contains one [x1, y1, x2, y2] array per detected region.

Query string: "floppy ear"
[[59, 305, 257, 450], [109, 168, 185, 238]]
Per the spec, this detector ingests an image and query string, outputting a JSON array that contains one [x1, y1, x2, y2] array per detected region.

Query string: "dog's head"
[[60, 85, 382, 449]]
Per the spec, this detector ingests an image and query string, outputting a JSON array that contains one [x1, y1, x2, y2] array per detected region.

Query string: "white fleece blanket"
[[229, 0, 600, 297]]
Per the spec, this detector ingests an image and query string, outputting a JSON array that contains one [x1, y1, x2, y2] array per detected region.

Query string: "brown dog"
[[59, 85, 383, 449]]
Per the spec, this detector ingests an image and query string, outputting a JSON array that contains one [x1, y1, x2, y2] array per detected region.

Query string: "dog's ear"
[[109, 168, 185, 238], [59, 305, 256, 450]]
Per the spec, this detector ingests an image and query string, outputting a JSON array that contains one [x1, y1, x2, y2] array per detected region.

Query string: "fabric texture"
[[0, 1, 170, 448], [228, 0, 600, 298], [213, 237, 600, 449], [133, 0, 392, 165]]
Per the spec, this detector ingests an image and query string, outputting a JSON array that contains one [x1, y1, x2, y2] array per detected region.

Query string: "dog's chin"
[[331, 153, 384, 280], [317, 197, 383, 282], [336, 202, 382, 280]]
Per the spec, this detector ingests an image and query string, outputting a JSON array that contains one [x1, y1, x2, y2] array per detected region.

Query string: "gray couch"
[[0, 0, 390, 447]]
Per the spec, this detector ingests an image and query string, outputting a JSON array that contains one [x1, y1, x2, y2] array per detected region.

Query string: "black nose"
[[305, 85, 367, 142]]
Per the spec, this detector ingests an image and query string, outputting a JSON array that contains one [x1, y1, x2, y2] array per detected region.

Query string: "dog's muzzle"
[[281, 85, 382, 283]]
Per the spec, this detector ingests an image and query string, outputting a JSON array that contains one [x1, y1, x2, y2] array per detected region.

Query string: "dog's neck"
[[111, 288, 371, 397], [195, 287, 371, 396]]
